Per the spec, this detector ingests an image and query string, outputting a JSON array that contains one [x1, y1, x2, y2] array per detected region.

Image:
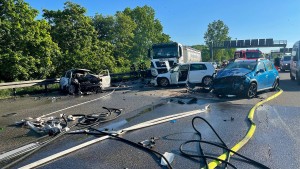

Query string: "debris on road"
[[177, 100, 185, 104], [170, 119, 177, 123], [161, 152, 175, 166], [15, 115, 68, 136], [138, 137, 159, 149], [223, 117, 234, 122], [186, 98, 197, 104]]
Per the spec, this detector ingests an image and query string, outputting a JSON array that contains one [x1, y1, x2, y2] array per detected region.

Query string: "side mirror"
[[256, 69, 264, 74]]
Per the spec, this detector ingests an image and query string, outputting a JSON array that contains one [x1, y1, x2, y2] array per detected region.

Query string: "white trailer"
[[149, 42, 201, 76]]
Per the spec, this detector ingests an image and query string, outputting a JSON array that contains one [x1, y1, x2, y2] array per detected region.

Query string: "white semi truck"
[[148, 42, 202, 76]]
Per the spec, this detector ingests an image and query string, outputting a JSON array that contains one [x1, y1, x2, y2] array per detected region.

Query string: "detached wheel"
[[68, 85, 76, 95], [247, 82, 257, 98], [158, 78, 169, 87]]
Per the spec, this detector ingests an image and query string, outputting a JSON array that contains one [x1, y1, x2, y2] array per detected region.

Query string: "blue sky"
[[25, 0, 300, 53]]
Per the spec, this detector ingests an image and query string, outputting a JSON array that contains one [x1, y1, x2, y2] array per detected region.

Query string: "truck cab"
[[150, 60, 171, 77], [149, 42, 201, 77], [234, 50, 263, 60]]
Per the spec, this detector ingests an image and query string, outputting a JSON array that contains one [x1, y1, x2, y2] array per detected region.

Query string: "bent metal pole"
[[19, 105, 210, 169]]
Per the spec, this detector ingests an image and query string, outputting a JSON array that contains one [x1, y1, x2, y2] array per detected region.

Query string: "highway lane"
[[1, 71, 300, 168]]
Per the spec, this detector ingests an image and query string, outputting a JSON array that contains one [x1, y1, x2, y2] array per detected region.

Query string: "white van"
[[290, 41, 300, 84]]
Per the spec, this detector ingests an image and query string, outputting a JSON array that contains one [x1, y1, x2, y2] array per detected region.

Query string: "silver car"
[[280, 55, 291, 71]]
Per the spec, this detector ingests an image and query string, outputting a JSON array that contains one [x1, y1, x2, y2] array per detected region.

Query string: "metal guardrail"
[[0, 72, 144, 91], [0, 78, 60, 90]]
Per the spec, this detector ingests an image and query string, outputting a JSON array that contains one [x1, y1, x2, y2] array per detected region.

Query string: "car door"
[[255, 61, 268, 90], [188, 63, 207, 83], [99, 70, 111, 88], [265, 61, 277, 88], [177, 64, 189, 83], [60, 71, 71, 88], [170, 65, 180, 84]]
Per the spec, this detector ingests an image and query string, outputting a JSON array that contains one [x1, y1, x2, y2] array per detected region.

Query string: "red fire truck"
[[234, 49, 263, 60]]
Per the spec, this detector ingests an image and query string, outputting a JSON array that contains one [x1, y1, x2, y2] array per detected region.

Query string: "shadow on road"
[[279, 79, 300, 92]]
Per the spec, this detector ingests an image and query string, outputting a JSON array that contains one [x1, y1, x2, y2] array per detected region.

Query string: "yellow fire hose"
[[206, 88, 283, 169]]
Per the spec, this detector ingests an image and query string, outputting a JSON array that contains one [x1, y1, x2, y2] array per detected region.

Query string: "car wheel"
[[272, 79, 279, 91], [247, 83, 257, 98], [202, 76, 213, 87], [68, 85, 76, 95], [158, 78, 169, 87], [290, 71, 295, 80], [95, 86, 102, 93]]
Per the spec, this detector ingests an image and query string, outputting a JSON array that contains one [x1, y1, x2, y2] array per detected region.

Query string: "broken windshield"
[[225, 61, 257, 70], [152, 46, 179, 59]]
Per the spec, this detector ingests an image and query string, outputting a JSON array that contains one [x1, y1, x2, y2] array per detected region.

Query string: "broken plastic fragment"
[[161, 152, 174, 166], [170, 120, 176, 123]]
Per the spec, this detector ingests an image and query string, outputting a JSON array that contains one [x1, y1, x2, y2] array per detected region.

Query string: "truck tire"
[[158, 78, 169, 87]]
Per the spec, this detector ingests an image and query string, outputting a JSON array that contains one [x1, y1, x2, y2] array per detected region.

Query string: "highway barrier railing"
[[0, 79, 60, 95]]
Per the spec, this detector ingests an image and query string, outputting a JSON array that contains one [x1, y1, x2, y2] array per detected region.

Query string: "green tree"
[[93, 14, 115, 42], [123, 6, 170, 62], [43, 2, 115, 74], [204, 20, 230, 61], [0, 0, 60, 82], [93, 12, 137, 72]]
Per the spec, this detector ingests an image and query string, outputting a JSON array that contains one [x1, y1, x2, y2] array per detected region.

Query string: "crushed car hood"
[[216, 68, 251, 78]]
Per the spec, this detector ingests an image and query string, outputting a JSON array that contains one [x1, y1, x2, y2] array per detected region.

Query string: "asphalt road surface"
[[0, 71, 299, 169]]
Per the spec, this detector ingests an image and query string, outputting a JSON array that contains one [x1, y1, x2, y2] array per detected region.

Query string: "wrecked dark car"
[[212, 59, 279, 98], [59, 69, 111, 94]]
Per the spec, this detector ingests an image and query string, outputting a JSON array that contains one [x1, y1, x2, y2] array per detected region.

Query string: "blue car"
[[213, 59, 279, 98]]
